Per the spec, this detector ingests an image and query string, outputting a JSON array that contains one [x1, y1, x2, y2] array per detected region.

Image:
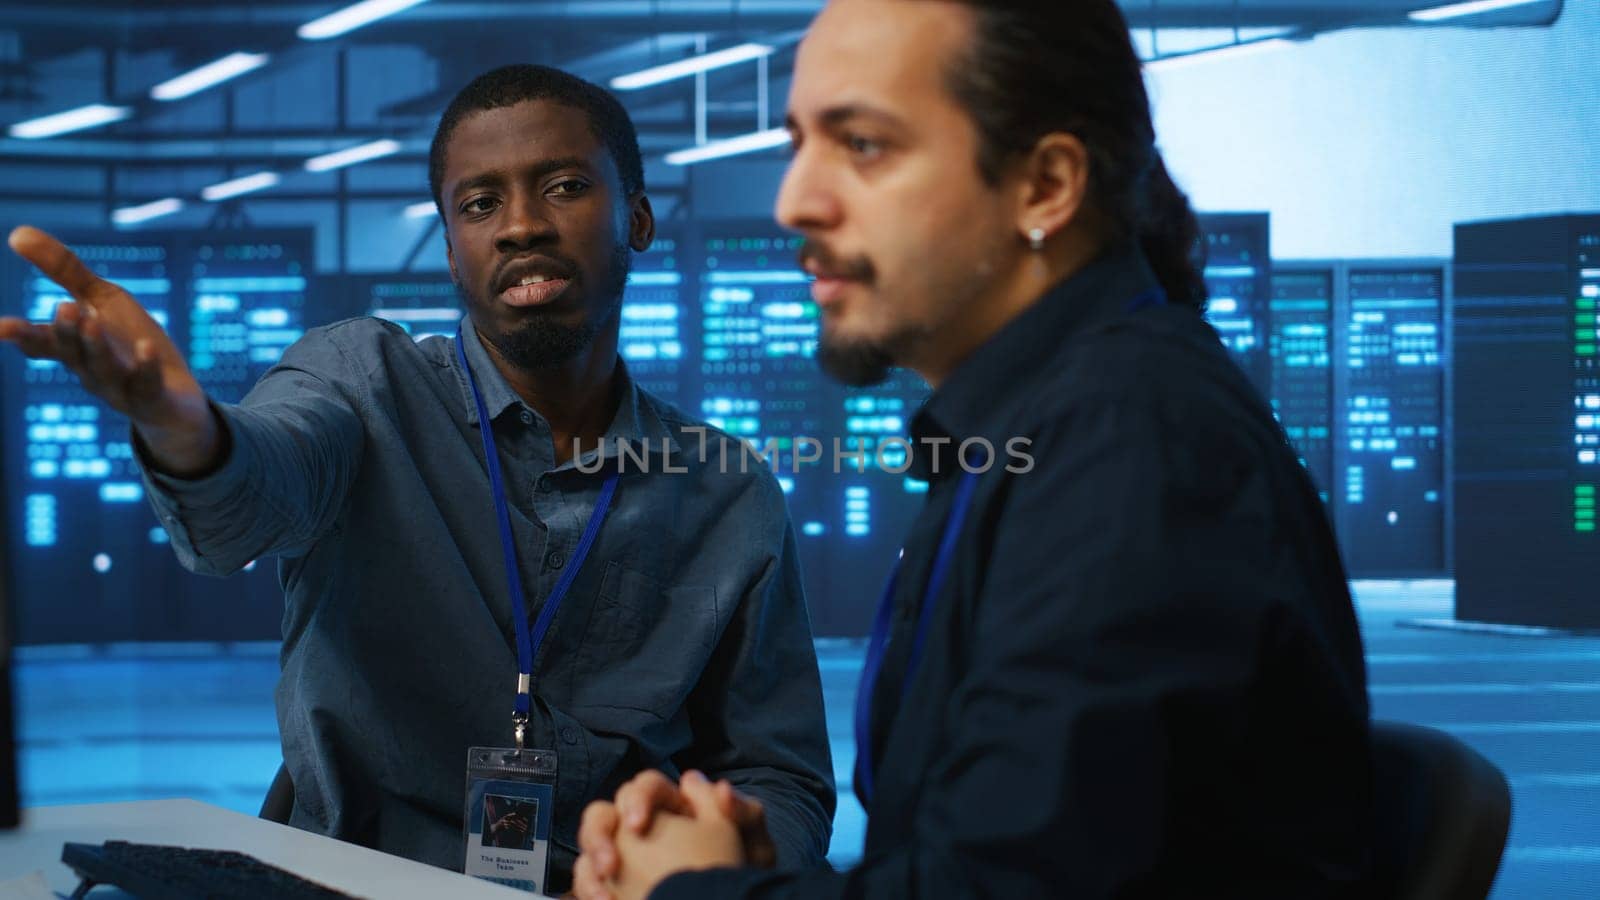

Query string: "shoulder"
[[284, 316, 455, 376], [1015, 308, 1291, 497], [1035, 308, 1270, 434]]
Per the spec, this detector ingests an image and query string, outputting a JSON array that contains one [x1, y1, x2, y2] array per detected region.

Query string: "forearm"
[[132, 392, 227, 478], [141, 396, 361, 574], [681, 537, 836, 866]]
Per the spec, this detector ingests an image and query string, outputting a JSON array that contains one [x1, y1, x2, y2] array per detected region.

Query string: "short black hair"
[[428, 64, 645, 214]]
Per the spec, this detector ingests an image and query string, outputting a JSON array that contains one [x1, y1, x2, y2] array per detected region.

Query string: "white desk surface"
[[0, 799, 532, 898]]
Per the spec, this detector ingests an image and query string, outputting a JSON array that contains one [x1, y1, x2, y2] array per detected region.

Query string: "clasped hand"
[[572, 769, 772, 900]]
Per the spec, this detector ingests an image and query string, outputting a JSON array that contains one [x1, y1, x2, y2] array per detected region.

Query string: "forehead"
[[789, 0, 973, 122], [441, 99, 610, 187]]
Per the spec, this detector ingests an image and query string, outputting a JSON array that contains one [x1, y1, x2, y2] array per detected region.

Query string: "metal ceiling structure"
[[0, 1, 1565, 36], [0, 0, 1568, 224]]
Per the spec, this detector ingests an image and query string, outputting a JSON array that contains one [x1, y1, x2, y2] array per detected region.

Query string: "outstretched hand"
[[1, 226, 222, 475]]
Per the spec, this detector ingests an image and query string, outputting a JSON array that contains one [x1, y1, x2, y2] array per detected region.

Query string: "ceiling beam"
[[0, 0, 1562, 34]]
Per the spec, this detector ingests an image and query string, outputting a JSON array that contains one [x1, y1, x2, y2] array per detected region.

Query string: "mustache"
[[798, 240, 874, 282]]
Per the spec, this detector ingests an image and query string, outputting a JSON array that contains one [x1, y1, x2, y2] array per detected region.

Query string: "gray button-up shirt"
[[138, 317, 835, 890]]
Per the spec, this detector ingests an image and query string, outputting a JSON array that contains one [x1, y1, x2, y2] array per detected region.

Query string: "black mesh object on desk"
[[62, 840, 360, 899]]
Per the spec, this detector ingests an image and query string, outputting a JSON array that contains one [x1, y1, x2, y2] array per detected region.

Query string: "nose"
[[775, 139, 842, 235], [494, 187, 557, 254]]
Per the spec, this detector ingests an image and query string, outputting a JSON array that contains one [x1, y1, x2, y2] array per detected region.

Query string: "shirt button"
[[519, 409, 535, 425], [536, 475, 554, 493], [560, 726, 578, 745], [546, 550, 565, 570]]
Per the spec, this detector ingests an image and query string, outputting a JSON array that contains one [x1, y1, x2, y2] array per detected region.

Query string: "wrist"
[[136, 401, 229, 479]]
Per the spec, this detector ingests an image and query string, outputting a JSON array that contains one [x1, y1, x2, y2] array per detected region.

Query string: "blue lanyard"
[[852, 284, 1166, 804], [456, 327, 620, 748], [853, 468, 980, 805]]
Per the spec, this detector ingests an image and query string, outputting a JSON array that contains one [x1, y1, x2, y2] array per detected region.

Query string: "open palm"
[[1, 225, 220, 473]]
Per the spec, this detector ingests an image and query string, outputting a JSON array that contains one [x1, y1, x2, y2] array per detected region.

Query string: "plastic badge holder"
[[464, 746, 558, 895]]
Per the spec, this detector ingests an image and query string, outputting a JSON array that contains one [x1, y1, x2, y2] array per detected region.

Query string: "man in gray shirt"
[[0, 64, 834, 894]]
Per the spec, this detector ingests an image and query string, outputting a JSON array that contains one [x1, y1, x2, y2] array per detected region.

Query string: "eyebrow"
[[787, 104, 910, 134], [448, 155, 595, 204]]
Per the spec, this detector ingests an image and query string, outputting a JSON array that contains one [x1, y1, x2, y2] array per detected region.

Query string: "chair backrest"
[[259, 762, 295, 824], [1370, 720, 1511, 900]]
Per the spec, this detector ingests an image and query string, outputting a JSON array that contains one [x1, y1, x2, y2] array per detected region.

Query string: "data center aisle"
[[12, 581, 1600, 897]]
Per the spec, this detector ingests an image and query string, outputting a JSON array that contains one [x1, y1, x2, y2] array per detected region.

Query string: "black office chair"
[[259, 763, 295, 824], [1370, 720, 1511, 900]]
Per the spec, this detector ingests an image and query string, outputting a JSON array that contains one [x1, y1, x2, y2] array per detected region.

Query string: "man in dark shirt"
[[0, 65, 834, 893], [574, 1, 1371, 897]]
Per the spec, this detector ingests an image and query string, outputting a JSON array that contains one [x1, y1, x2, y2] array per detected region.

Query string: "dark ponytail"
[[1137, 154, 1209, 311], [940, 0, 1209, 311]]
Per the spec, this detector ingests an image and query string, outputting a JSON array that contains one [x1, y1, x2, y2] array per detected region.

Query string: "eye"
[[844, 133, 884, 160], [549, 179, 590, 196], [460, 196, 499, 216]]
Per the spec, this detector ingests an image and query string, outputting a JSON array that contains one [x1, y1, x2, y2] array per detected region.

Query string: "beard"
[[801, 237, 906, 386], [816, 319, 931, 387], [817, 334, 896, 387], [471, 242, 632, 372]]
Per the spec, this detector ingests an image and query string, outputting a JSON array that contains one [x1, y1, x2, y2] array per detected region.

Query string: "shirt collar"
[[909, 243, 1164, 480], [455, 321, 522, 427], [453, 323, 681, 465]]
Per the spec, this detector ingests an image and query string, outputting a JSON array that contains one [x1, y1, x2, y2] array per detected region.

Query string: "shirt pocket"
[[569, 561, 720, 718]]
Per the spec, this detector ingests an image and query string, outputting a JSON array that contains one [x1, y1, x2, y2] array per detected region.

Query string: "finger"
[[8, 226, 105, 301], [714, 780, 765, 827], [715, 780, 775, 866], [572, 853, 614, 900], [721, 782, 767, 829], [50, 302, 87, 371], [713, 780, 739, 820], [616, 770, 687, 833], [79, 308, 138, 389], [578, 801, 622, 878], [678, 770, 725, 818], [0, 318, 63, 359], [126, 339, 166, 409]]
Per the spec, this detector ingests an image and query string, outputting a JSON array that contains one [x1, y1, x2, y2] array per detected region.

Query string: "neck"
[[474, 323, 622, 465], [913, 229, 1105, 389]]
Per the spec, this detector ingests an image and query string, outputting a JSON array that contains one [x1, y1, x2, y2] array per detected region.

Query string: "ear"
[[1013, 132, 1091, 245], [445, 232, 461, 289], [628, 193, 656, 252]]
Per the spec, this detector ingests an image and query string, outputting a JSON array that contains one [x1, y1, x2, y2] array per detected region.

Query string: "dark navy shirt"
[[657, 245, 1371, 898], [139, 318, 835, 891]]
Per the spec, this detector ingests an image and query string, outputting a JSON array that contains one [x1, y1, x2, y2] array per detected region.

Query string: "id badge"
[[465, 746, 557, 895]]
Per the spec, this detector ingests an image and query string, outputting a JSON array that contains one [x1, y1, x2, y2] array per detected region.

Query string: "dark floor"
[[13, 580, 1599, 896]]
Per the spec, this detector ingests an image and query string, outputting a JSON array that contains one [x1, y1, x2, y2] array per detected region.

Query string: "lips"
[[803, 261, 865, 309], [494, 258, 575, 308], [499, 275, 571, 308], [797, 241, 872, 309], [809, 275, 856, 308]]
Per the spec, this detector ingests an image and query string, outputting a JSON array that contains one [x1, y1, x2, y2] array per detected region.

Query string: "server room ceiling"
[[0, 0, 1565, 47], [0, 0, 1565, 169]]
